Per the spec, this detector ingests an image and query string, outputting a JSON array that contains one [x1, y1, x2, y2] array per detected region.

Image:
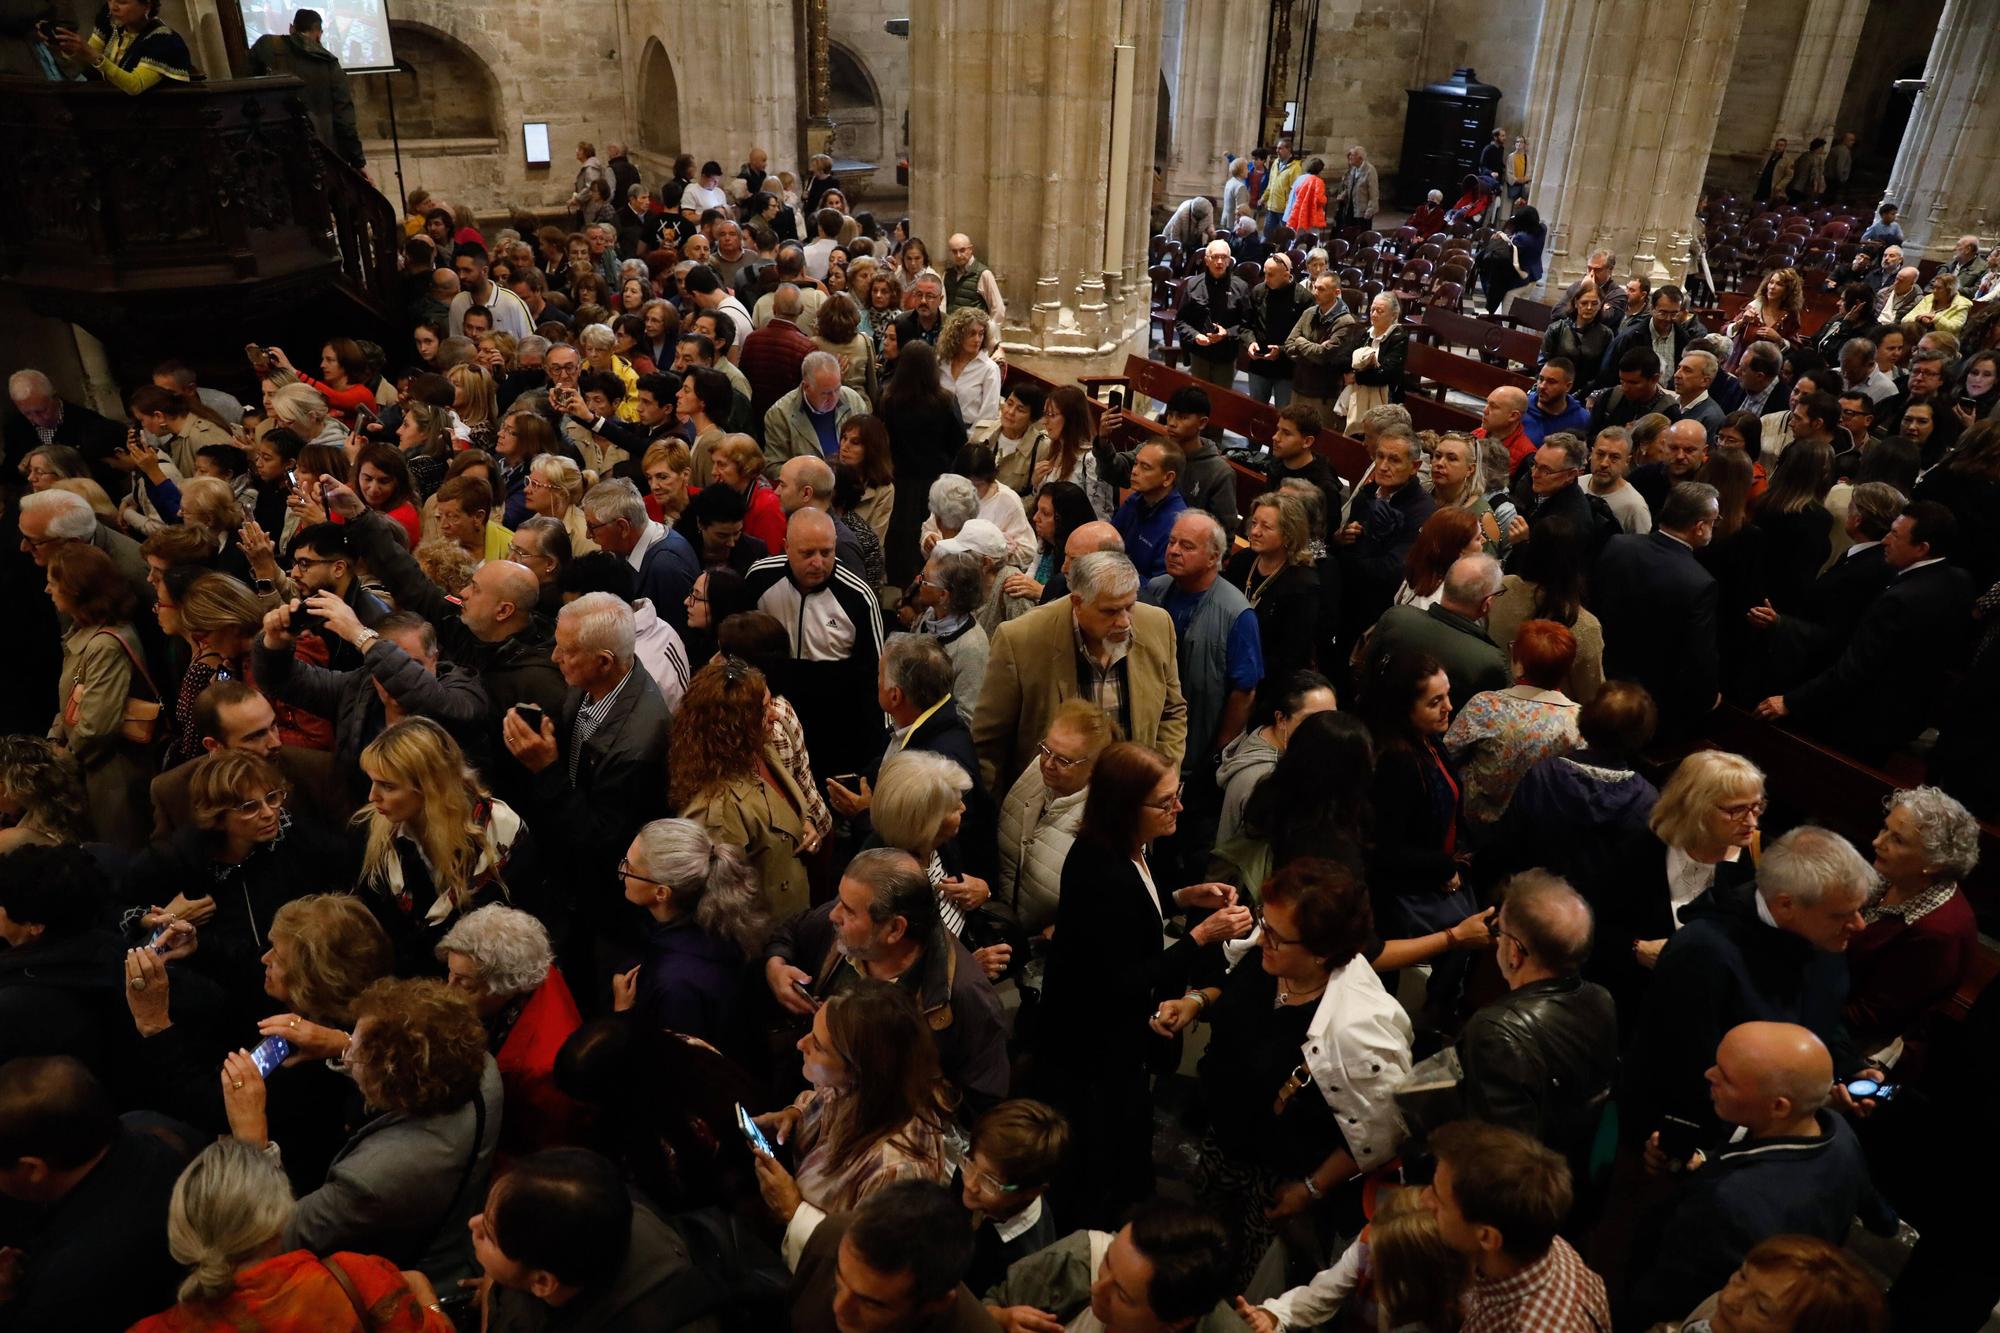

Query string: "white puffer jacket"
[[994, 764, 1087, 933]]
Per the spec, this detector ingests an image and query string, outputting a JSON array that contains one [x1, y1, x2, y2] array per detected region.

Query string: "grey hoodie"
[[1215, 726, 1282, 844]]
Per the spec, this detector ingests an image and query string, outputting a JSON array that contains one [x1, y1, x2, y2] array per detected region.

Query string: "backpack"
[[1479, 231, 1514, 264]]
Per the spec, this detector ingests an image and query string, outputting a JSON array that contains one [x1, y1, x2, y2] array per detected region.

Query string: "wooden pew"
[[1414, 308, 1544, 371], [1405, 340, 1533, 407], [1404, 394, 1482, 434], [1490, 298, 1555, 332]]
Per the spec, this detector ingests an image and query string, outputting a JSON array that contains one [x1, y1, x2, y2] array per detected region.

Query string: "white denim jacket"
[[1302, 958, 1414, 1172]]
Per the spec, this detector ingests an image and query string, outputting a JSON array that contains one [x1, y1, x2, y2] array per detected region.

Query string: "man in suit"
[[150, 678, 351, 837], [973, 550, 1187, 793], [1744, 481, 1900, 697], [1757, 501, 1973, 759], [501, 593, 670, 908], [580, 479, 699, 635], [4, 370, 125, 493], [1594, 482, 1720, 742], [1671, 349, 1727, 441], [1362, 553, 1511, 709], [785, 1181, 998, 1333]]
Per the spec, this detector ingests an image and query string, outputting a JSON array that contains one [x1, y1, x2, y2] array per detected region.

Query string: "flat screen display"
[[523, 123, 551, 166], [237, 0, 398, 73]]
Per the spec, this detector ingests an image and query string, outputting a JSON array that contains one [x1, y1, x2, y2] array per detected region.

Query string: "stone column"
[[1162, 0, 1269, 199], [801, 0, 836, 163], [1769, 0, 1869, 146], [1879, 0, 2000, 259], [1521, 0, 1751, 289], [910, 0, 1164, 379]]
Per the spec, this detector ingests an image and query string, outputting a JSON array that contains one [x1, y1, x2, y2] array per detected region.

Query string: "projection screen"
[[236, 0, 398, 74]]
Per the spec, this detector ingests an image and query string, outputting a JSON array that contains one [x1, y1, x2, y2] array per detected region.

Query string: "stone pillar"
[[1162, 0, 1269, 199], [1769, 0, 1869, 146], [1521, 0, 1751, 289], [910, 0, 1164, 379], [1879, 0, 2000, 259], [801, 0, 836, 164]]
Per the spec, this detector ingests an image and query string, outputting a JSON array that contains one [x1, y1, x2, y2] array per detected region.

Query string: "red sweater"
[[333, 500, 422, 550], [298, 373, 378, 426], [742, 479, 788, 552]]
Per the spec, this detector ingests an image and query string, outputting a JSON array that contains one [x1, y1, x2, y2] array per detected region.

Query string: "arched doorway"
[[829, 44, 883, 166], [638, 39, 683, 156], [350, 24, 501, 141]]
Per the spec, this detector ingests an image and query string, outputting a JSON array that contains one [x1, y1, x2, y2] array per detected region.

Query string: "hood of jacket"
[[1545, 750, 1656, 823], [284, 33, 341, 63], [1216, 728, 1281, 788]]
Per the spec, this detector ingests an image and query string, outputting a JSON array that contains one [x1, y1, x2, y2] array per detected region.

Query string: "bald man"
[[1476, 384, 1533, 470], [775, 454, 863, 570], [1030, 519, 1124, 605], [1626, 1021, 1895, 1328], [943, 233, 1006, 323], [1455, 872, 1618, 1173]]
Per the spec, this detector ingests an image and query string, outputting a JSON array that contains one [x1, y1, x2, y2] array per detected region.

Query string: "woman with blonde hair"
[[132, 1138, 453, 1331], [221, 978, 503, 1285], [164, 573, 274, 765], [355, 718, 537, 977], [937, 306, 1001, 428], [46, 541, 157, 846], [446, 363, 498, 455], [524, 452, 597, 555], [20, 442, 90, 491], [0, 736, 87, 851], [616, 817, 773, 1051], [640, 438, 693, 525], [1241, 1185, 1467, 1332], [670, 659, 811, 918], [1222, 490, 1321, 676], [1590, 749, 1765, 1023], [1725, 266, 1806, 368]]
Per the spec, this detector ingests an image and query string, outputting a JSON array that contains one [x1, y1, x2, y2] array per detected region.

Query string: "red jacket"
[[1476, 423, 1537, 470], [742, 479, 789, 552], [740, 319, 818, 422], [495, 967, 586, 1163]]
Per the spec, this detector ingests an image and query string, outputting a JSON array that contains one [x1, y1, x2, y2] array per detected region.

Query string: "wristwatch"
[[253, 578, 276, 596], [353, 628, 381, 652]]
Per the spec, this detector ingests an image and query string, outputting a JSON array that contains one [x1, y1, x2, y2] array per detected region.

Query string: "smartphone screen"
[[250, 1036, 293, 1079], [147, 923, 175, 954], [1656, 1114, 1704, 1163], [735, 1102, 774, 1156], [514, 704, 546, 732]]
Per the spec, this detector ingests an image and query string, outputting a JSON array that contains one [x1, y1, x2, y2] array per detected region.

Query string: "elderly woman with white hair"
[[436, 904, 585, 1161], [918, 471, 981, 558], [871, 750, 1008, 977], [265, 382, 345, 451], [577, 323, 641, 420], [130, 1138, 454, 1331], [614, 817, 772, 1051], [908, 549, 990, 725], [1846, 786, 1981, 1057]]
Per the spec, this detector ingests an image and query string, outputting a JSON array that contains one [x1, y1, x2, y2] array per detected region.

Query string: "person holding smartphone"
[[44, 0, 194, 95]]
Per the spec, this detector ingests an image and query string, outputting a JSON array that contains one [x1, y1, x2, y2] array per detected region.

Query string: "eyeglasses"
[[960, 1164, 1020, 1195], [618, 857, 668, 886], [228, 789, 289, 817], [503, 544, 541, 562], [1145, 782, 1185, 813], [1260, 919, 1304, 949], [1717, 798, 1768, 820], [524, 476, 555, 492], [290, 555, 340, 570], [1531, 462, 1581, 477], [1036, 742, 1084, 770], [20, 534, 65, 551]]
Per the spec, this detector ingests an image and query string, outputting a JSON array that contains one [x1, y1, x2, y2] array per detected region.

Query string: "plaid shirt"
[[1463, 1236, 1610, 1333], [1071, 614, 1132, 742]]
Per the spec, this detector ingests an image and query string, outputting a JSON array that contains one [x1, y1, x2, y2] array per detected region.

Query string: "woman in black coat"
[[1034, 742, 1251, 1227], [1540, 284, 1614, 373], [1224, 491, 1322, 677], [1348, 292, 1410, 406], [876, 340, 968, 586]]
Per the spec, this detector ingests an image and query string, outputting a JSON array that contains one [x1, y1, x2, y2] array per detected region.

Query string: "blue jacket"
[[1627, 1111, 1894, 1328], [1112, 489, 1188, 580], [1521, 391, 1591, 446]]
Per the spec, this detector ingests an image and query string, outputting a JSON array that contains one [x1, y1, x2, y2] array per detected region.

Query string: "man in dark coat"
[[1334, 424, 1435, 650], [1594, 482, 1720, 743], [1174, 239, 1252, 394], [1756, 501, 1973, 759], [247, 9, 365, 170]]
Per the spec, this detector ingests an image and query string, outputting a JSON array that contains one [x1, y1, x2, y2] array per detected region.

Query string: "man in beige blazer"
[[973, 550, 1187, 792]]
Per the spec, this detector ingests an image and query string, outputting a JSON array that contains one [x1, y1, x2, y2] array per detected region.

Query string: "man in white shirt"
[[448, 243, 534, 341], [1838, 338, 1899, 404], [802, 207, 843, 280], [682, 266, 753, 363], [1587, 427, 1652, 534], [678, 159, 728, 221]]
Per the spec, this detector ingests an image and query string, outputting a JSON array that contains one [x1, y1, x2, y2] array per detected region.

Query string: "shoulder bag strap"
[[319, 1254, 376, 1330], [89, 627, 162, 704]]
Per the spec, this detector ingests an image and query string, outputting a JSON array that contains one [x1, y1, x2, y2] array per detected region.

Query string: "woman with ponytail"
[[615, 817, 773, 1055], [132, 1138, 451, 1331]]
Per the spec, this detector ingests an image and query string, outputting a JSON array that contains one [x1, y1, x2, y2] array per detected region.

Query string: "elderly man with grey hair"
[[1140, 510, 1262, 775], [1672, 348, 1726, 440], [501, 588, 671, 899], [1625, 822, 1877, 1147], [1362, 552, 1510, 712], [1174, 237, 1252, 392], [761, 348, 867, 469], [6, 368, 126, 487], [17, 488, 152, 612], [580, 478, 698, 633], [973, 548, 1187, 790]]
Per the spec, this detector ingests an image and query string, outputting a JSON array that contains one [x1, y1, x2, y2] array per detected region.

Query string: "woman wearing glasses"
[[124, 750, 356, 1013], [355, 719, 539, 980], [1587, 749, 1764, 1030], [1034, 742, 1254, 1226], [523, 453, 598, 557], [614, 817, 772, 1055], [1153, 858, 1412, 1286]]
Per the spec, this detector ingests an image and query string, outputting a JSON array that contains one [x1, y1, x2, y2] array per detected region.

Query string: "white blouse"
[[940, 351, 1002, 429]]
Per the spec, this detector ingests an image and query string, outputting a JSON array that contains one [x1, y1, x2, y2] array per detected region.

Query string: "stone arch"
[[637, 38, 684, 156], [829, 42, 885, 165], [350, 21, 503, 142]]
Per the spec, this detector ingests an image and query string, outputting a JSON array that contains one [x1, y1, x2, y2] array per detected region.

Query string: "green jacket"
[[247, 33, 364, 168]]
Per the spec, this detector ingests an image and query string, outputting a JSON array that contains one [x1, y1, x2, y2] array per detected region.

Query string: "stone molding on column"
[[1770, 0, 1869, 147], [1163, 0, 1269, 200], [1520, 0, 1751, 290], [911, 0, 1163, 378], [1880, 0, 2000, 260]]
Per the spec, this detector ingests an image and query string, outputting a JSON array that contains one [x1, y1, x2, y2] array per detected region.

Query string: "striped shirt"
[[569, 666, 633, 783]]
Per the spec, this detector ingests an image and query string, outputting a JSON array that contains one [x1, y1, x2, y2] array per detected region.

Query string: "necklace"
[[1243, 560, 1283, 606], [1277, 976, 1328, 1006]]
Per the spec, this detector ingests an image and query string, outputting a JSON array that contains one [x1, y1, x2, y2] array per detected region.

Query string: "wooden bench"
[[1490, 298, 1555, 333], [1404, 393, 1482, 434], [1405, 340, 1533, 408], [1415, 308, 1543, 370]]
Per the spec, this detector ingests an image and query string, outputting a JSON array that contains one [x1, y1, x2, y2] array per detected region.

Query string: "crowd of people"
[[0, 87, 1996, 1333]]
